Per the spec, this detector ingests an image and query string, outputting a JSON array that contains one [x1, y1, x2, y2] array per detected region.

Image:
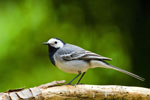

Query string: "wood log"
[[0, 80, 150, 100]]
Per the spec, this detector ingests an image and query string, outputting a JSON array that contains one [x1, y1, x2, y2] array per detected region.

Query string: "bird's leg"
[[76, 72, 86, 84], [67, 72, 81, 85]]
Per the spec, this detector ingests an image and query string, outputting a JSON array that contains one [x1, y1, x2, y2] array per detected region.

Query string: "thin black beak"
[[43, 42, 49, 45]]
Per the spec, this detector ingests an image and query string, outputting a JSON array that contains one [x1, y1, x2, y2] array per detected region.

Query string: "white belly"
[[55, 60, 89, 74]]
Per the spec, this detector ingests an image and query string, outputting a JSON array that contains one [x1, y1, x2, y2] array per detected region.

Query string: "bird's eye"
[[54, 41, 57, 44]]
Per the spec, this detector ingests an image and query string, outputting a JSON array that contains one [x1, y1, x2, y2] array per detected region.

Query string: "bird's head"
[[43, 38, 65, 49]]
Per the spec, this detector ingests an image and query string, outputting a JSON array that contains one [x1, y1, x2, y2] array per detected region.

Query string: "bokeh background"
[[0, 0, 149, 92]]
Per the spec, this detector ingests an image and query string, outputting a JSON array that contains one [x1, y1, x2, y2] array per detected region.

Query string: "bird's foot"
[[65, 82, 73, 85], [76, 83, 84, 85]]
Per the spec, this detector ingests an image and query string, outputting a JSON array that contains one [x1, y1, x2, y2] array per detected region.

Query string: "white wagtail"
[[43, 38, 144, 84]]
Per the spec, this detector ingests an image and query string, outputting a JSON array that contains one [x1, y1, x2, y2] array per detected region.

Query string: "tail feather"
[[108, 64, 145, 81], [91, 60, 145, 81]]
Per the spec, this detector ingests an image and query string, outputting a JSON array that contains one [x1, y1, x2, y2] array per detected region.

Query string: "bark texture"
[[0, 80, 150, 100]]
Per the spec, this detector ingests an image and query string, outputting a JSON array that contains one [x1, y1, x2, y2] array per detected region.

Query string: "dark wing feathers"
[[60, 51, 85, 61], [83, 51, 112, 60], [61, 50, 112, 61]]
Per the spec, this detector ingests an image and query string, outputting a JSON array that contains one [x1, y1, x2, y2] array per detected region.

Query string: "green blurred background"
[[0, 0, 149, 92]]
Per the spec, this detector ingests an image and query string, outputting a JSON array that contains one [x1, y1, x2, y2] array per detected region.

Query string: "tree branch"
[[0, 80, 150, 100]]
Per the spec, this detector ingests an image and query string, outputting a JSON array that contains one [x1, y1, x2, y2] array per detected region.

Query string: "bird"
[[43, 38, 144, 84]]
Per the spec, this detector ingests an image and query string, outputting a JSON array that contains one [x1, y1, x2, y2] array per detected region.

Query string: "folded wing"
[[61, 50, 112, 61]]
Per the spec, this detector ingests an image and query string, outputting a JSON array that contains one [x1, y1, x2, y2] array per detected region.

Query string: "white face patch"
[[47, 38, 64, 48]]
